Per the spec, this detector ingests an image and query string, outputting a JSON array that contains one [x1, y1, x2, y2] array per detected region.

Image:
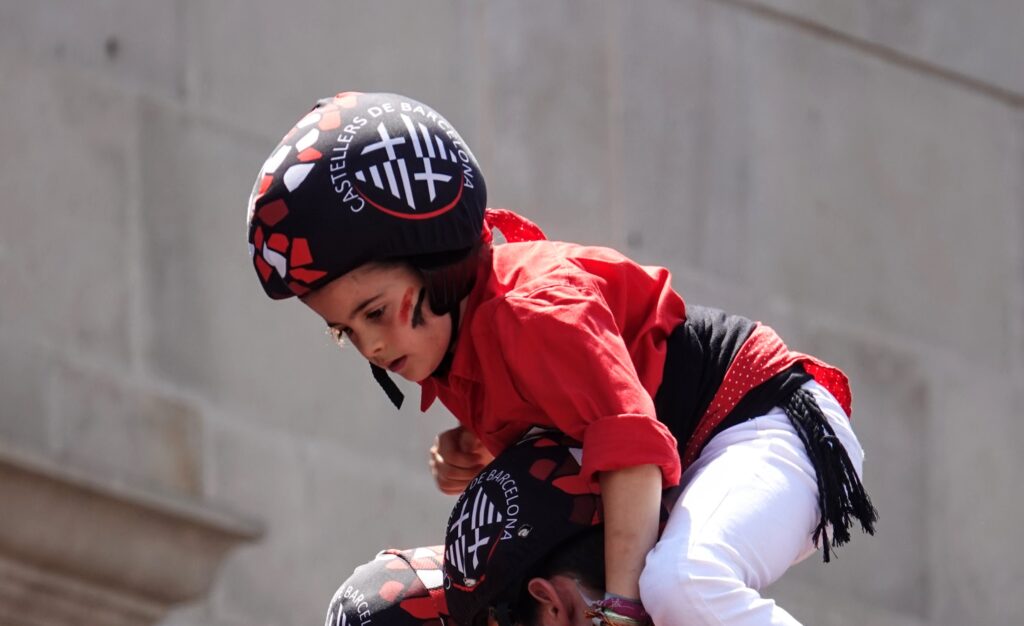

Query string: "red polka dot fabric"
[[680, 324, 852, 471]]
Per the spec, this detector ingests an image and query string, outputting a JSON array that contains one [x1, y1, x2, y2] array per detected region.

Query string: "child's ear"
[[526, 578, 564, 625]]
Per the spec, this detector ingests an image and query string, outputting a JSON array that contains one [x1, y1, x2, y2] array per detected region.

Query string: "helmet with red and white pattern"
[[246, 92, 487, 300], [442, 431, 603, 626], [442, 431, 679, 626], [326, 545, 449, 626]]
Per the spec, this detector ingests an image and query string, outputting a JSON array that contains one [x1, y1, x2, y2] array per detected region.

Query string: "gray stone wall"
[[0, 1, 1020, 625]]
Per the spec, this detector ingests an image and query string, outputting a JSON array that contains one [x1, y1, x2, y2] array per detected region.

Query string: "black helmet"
[[247, 92, 487, 300], [326, 545, 449, 626], [443, 431, 679, 626], [443, 431, 601, 626]]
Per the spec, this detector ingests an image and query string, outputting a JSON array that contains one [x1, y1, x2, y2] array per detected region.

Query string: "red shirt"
[[419, 210, 852, 490], [420, 219, 686, 489]]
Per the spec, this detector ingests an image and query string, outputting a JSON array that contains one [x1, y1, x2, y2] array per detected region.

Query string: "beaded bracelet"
[[584, 596, 651, 626]]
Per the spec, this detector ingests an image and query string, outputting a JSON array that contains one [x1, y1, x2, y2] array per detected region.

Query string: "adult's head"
[[495, 526, 606, 626], [443, 431, 627, 626], [442, 431, 678, 626]]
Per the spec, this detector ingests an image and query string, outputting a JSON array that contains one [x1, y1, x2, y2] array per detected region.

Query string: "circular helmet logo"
[[332, 94, 475, 221], [444, 470, 520, 589]]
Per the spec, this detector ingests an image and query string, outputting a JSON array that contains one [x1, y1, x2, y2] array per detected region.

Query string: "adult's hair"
[[508, 527, 605, 626]]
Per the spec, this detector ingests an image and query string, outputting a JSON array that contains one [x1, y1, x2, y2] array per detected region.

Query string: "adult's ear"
[[526, 577, 566, 626]]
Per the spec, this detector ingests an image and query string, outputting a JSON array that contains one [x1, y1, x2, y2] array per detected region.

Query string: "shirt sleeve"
[[491, 281, 681, 489]]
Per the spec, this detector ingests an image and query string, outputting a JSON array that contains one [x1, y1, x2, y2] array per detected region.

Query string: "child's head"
[[246, 92, 487, 390], [300, 259, 453, 383]]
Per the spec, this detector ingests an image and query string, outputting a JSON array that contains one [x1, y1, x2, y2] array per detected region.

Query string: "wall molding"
[[0, 443, 263, 626]]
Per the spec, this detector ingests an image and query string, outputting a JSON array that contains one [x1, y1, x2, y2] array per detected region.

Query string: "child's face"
[[302, 262, 452, 382]]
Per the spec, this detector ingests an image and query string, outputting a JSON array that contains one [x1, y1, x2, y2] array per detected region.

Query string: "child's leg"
[[638, 381, 864, 626]]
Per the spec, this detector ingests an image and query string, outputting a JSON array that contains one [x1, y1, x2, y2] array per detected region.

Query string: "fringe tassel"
[[782, 388, 877, 562]]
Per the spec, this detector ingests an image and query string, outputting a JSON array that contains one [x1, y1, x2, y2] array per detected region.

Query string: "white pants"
[[638, 380, 865, 626]]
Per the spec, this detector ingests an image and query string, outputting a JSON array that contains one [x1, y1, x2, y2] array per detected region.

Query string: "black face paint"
[[411, 287, 427, 328]]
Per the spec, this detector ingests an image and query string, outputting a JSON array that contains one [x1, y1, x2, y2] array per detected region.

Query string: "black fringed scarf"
[[781, 387, 878, 562]]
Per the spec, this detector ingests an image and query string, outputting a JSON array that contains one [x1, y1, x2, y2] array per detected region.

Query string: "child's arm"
[[599, 463, 662, 600]]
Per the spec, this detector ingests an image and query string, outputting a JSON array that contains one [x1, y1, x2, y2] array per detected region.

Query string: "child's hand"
[[429, 427, 494, 495]]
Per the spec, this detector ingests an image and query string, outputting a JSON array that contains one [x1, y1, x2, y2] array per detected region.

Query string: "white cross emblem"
[[451, 499, 471, 537], [361, 122, 406, 160], [415, 157, 452, 202], [466, 527, 490, 570]]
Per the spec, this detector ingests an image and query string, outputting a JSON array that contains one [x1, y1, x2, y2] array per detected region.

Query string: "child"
[[247, 92, 876, 626]]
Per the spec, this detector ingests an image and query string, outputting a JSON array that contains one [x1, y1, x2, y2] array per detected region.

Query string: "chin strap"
[[370, 363, 404, 410]]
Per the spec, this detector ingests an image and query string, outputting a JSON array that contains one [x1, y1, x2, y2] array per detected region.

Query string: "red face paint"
[[398, 287, 415, 326]]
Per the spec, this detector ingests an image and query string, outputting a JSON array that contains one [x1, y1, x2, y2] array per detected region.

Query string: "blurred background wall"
[[0, 1, 1021, 625]]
